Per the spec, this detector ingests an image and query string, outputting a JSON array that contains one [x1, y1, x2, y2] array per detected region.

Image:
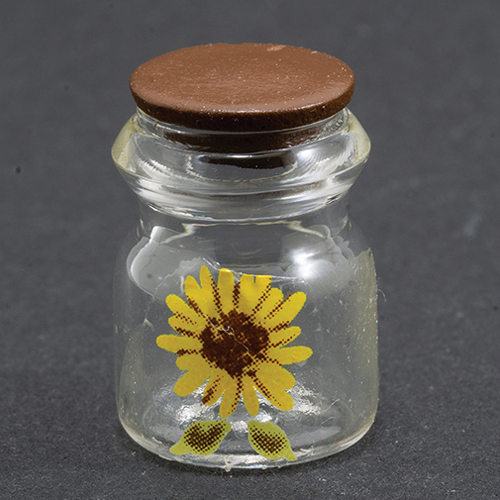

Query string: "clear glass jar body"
[[112, 109, 377, 469]]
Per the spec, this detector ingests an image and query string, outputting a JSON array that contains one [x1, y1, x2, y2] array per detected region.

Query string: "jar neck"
[[137, 196, 349, 241], [112, 108, 370, 222]]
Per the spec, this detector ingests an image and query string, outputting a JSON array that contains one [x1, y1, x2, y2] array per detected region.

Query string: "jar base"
[[119, 410, 376, 470]]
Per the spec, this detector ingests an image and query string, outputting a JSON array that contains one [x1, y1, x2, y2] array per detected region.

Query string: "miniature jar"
[[111, 44, 377, 470]]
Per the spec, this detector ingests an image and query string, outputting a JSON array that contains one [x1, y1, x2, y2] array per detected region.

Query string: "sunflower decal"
[[156, 266, 312, 460]]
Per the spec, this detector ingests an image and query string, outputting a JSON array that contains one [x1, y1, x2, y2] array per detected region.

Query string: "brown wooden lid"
[[130, 43, 354, 132]]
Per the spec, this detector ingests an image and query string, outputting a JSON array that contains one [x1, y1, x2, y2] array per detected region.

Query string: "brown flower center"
[[200, 310, 271, 378]]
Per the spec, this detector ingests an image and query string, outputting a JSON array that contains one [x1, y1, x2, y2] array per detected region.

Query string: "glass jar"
[[111, 44, 377, 470]]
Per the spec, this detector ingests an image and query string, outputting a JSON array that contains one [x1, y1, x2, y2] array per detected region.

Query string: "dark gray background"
[[1, 0, 499, 498]]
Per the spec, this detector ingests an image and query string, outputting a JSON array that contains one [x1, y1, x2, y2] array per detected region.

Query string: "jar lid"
[[130, 43, 354, 132]]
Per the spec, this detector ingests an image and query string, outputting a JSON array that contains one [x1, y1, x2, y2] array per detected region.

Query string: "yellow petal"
[[202, 372, 226, 406], [257, 363, 296, 390], [219, 378, 241, 418], [253, 288, 284, 324], [270, 346, 313, 365], [217, 268, 235, 314], [238, 274, 272, 315], [248, 421, 296, 461], [176, 353, 208, 371], [184, 275, 209, 314], [170, 420, 231, 456], [270, 326, 302, 347], [156, 334, 201, 353], [242, 375, 259, 416], [174, 365, 211, 397], [254, 376, 294, 411], [184, 273, 202, 293], [199, 266, 220, 317], [261, 291, 306, 332], [237, 274, 255, 315], [166, 295, 205, 328], [168, 315, 205, 338]]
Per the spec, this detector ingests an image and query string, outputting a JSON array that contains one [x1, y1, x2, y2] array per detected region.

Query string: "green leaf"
[[248, 421, 296, 461], [170, 420, 231, 456]]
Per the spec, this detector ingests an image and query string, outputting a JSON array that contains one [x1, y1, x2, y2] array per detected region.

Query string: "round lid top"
[[130, 43, 355, 132]]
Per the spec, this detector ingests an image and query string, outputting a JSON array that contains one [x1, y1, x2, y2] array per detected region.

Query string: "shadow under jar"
[[111, 43, 377, 470]]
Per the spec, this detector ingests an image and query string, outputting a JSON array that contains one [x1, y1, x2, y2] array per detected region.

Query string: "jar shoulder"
[[115, 208, 374, 302]]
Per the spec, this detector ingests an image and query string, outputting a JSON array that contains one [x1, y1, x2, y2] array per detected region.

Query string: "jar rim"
[[135, 107, 350, 154]]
